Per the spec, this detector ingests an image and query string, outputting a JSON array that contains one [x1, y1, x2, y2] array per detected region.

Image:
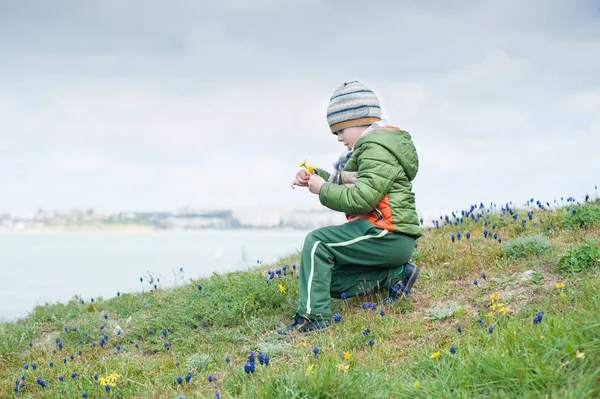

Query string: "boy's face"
[[336, 126, 368, 149]]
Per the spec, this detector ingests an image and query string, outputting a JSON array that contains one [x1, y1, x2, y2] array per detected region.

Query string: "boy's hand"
[[308, 174, 326, 194], [291, 169, 311, 189]]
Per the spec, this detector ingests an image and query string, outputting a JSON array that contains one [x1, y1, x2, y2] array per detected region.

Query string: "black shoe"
[[390, 263, 420, 300], [276, 315, 329, 335]]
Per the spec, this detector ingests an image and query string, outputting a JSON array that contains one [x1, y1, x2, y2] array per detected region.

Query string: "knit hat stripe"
[[327, 104, 381, 118], [327, 81, 382, 134], [329, 117, 382, 132], [330, 89, 374, 101]]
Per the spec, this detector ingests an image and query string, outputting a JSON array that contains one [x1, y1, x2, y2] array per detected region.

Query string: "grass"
[[1, 197, 599, 398]]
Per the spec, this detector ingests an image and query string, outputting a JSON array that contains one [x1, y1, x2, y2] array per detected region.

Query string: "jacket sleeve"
[[314, 167, 331, 181], [318, 143, 399, 214]]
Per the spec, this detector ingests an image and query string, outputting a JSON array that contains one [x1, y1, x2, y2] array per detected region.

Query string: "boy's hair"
[[326, 81, 382, 134]]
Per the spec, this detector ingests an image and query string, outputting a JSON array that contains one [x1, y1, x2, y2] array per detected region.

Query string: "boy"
[[280, 80, 422, 334]]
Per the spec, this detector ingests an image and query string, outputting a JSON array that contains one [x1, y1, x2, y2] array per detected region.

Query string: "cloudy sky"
[[1, 0, 599, 217]]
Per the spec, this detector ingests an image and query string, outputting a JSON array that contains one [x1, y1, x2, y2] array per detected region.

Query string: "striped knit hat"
[[326, 81, 382, 134]]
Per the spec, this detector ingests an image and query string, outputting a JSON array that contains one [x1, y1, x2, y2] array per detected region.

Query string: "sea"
[[0, 229, 310, 321]]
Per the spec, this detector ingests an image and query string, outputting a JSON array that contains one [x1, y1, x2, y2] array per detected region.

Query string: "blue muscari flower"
[[244, 361, 256, 374], [248, 351, 255, 363], [225, 356, 230, 364], [215, 392, 221, 399], [340, 292, 347, 300], [100, 325, 105, 330], [164, 341, 170, 349], [99, 339, 105, 347], [73, 326, 78, 331], [82, 392, 88, 398], [479, 319, 484, 325], [135, 342, 139, 348], [533, 315, 540, 324], [117, 291, 121, 297], [32, 362, 37, 370], [91, 298, 94, 302], [81, 299, 85, 304], [78, 349, 82, 355], [55, 337, 59, 343], [466, 232, 471, 239], [104, 313, 108, 319], [362, 329, 370, 336], [79, 339, 83, 344], [140, 277, 143, 283], [419, 218, 423, 224], [92, 341, 97, 347], [24, 363, 29, 370], [94, 374, 98, 380], [162, 328, 167, 337], [369, 338, 375, 347], [481, 272, 486, 280], [21, 374, 25, 380], [36, 377, 47, 387], [333, 313, 342, 323], [258, 351, 265, 365], [105, 384, 110, 392], [572, 208, 577, 214], [116, 344, 121, 351], [63, 357, 67, 363], [313, 346, 319, 358], [29, 341, 33, 347], [493, 233, 498, 239], [59, 375, 64, 381], [483, 229, 488, 238], [457, 231, 462, 240], [208, 374, 215, 382], [457, 325, 462, 333], [451, 233, 455, 243], [403, 287, 409, 294], [198, 284, 203, 290], [185, 373, 192, 382], [19, 381, 24, 388], [176, 375, 183, 384], [154, 284, 157, 289], [150, 329, 155, 334], [380, 308, 385, 316], [70, 353, 74, 360], [14, 385, 18, 393], [49, 361, 54, 367], [536, 311, 543, 322], [71, 372, 77, 378], [498, 237, 502, 243], [450, 346, 456, 354], [264, 354, 270, 365], [362, 302, 368, 309], [488, 326, 494, 333], [473, 279, 478, 286], [64, 327, 68, 332]]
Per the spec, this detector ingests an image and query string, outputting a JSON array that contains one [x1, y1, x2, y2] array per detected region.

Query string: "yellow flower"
[[344, 351, 351, 360], [278, 284, 286, 293], [490, 292, 499, 302], [560, 292, 567, 298], [487, 311, 495, 318], [295, 342, 308, 347], [305, 364, 314, 376], [299, 159, 316, 174], [500, 307, 510, 314], [556, 282, 565, 289], [413, 381, 420, 389], [491, 304, 498, 310], [336, 363, 350, 372], [99, 373, 120, 387], [576, 350, 585, 359], [299, 159, 307, 168], [430, 351, 441, 359]]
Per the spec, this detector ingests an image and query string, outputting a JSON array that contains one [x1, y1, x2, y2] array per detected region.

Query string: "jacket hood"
[[355, 128, 419, 181]]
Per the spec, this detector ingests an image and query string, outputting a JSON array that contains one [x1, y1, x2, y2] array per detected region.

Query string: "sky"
[[1, 0, 599, 218]]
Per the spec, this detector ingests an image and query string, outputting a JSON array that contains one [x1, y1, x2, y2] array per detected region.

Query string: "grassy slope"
[[1, 199, 599, 399]]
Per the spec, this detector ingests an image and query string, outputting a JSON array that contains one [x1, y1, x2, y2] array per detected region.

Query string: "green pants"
[[297, 219, 416, 320]]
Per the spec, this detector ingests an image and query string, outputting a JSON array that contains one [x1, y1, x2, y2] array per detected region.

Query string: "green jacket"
[[316, 127, 422, 237]]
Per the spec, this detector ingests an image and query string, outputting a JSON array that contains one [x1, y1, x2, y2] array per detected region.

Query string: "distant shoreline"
[[0, 224, 312, 233]]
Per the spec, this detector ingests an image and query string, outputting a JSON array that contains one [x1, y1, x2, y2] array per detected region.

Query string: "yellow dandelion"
[[500, 306, 510, 314], [487, 311, 495, 318], [305, 165, 316, 173], [299, 159, 307, 168], [99, 377, 108, 385], [491, 303, 498, 310], [556, 282, 565, 289], [576, 350, 585, 359], [305, 364, 314, 376], [430, 351, 441, 359], [344, 351, 351, 360], [490, 292, 499, 302], [560, 292, 567, 298], [336, 364, 350, 373], [278, 284, 286, 293], [413, 380, 420, 389]]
